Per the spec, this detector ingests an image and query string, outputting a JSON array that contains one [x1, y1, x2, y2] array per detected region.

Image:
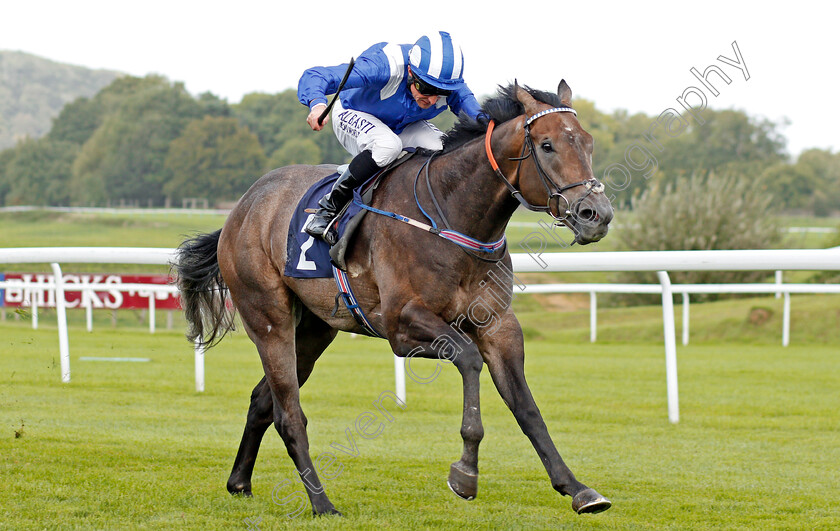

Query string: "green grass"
[[2, 208, 839, 528], [515, 293, 840, 345], [2, 299, 839, 530]]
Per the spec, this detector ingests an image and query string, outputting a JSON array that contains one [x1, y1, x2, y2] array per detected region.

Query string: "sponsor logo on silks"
[[337, 110, 376, 135]]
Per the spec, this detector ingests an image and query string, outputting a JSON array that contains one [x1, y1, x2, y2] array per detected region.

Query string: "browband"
[[525, 106, 576, 126]]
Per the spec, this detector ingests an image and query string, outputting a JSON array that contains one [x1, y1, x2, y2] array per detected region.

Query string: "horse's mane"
[[438, 84, 564, 154]]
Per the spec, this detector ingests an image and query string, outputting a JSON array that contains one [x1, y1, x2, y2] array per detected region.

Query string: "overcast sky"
[[2, 0, 837, 157]]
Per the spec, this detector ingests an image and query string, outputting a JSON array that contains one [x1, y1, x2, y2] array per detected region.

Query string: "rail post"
[[50, 263, 71, 383], [149, 295, 156, 334], [657, 271, 679, 423], [782, 293, 791, 347], [394, 354, 406, 404], [194, 338, 205, 392], [29, 289, 38, 330], [775, 270, 783, 298]]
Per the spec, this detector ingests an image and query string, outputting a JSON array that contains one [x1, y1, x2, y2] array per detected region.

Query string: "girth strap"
[[332, 265, 385, 338]]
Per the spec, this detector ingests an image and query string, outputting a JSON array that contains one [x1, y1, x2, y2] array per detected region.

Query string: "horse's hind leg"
[[227, 282, 338, 514], [227, 376, 273, 496], [227, 310, 338, 498]]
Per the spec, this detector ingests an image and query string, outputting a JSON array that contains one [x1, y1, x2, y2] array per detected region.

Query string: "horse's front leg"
[[479, 311, 611, 514], [447, 347, 484, 500], [391, 301, 484, 500]]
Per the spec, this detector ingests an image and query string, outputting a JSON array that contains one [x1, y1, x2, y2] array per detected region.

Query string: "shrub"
[[611, 171, 783, 304]]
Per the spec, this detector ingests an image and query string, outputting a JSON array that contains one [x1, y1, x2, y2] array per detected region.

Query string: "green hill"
[[0, 50, 122, 150]]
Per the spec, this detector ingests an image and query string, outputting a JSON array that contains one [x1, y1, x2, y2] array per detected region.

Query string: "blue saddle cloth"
[[284, 172, 367, 279]]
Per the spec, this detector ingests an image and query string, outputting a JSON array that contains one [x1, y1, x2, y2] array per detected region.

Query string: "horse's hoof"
[[572, 488, 611, 514], [227, 482, 253, 497], [314, 507, 342, 517], [447, 462, 478, 501]]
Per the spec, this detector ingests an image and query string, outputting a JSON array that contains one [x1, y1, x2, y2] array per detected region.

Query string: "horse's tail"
[[174, 229, 235, 348]]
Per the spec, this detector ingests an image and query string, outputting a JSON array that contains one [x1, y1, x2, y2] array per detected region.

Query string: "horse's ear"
[[515, 81, 540, 115], [557, 79, 572, 107]]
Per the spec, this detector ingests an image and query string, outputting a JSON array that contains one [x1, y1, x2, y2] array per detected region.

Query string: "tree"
[[69, 76, 226, 205], [49, 76, 179, 147], [0, 147, 17, 203], [47, 97, 102, 145], [196, 91, 231, 118], [759, 161, 819, 212], [268, 137, 321, 168], [163, 116, 266, 204], [2, 138, 78, 205], [659, 110, 786, 176], [577, 104, 788, 207], [796, 149, 840, 216], [234, 90, 348, 166], [575, 98, 618, 165]]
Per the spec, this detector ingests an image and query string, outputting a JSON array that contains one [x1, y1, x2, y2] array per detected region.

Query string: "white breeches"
[[331, 99, 443, 167]]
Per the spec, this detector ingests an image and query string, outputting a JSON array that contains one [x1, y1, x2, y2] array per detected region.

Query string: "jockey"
[[298, 31, 485, 243]]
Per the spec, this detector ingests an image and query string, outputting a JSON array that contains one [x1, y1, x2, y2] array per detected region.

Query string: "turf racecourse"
[[2, 317, 838, 530]]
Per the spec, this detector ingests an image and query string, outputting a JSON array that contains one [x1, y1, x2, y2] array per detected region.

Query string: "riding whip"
[[318, 57, 355, 126]]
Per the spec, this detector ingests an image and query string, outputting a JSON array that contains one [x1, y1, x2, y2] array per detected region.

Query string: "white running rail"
[[2, 247, 839, 422]]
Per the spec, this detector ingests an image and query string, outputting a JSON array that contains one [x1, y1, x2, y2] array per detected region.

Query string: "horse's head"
[[513, 81, 613, 244]]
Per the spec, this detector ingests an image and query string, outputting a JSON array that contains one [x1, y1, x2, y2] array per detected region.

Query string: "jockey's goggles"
[[409, 75, 452, 97]]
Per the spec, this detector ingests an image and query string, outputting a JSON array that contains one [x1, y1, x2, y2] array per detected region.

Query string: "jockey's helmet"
[[408, 31, 465, 92]]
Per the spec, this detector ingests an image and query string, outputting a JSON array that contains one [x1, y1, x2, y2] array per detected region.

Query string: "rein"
[[485, 107, 604, 224], [353, 161, 506, 256], [355, 106, 604, 258], [416, 153, 508, 263]]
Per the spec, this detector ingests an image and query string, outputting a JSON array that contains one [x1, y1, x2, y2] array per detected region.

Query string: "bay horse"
[[175, 81, 614, 516]]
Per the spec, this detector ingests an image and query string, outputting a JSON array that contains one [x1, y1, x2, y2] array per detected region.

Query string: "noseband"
[[485, 107, 604, 224]]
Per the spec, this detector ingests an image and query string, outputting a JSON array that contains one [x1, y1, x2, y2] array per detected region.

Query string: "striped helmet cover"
[[408, 31, 465, 89]]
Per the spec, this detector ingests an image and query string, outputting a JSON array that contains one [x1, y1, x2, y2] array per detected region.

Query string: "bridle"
[[485, 106, 605, 224]]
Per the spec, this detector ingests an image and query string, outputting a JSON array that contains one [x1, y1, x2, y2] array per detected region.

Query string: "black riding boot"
[[304, 150, 380, 245]]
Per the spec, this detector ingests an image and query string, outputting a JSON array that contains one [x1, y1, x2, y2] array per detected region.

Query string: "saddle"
[[284, 149, 417, 279]]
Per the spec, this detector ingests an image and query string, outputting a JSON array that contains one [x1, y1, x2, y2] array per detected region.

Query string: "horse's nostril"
[[576, 208, 598, 223]]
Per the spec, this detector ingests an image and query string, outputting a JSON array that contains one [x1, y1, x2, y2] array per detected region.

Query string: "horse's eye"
[[541, 141, 553, 153]]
